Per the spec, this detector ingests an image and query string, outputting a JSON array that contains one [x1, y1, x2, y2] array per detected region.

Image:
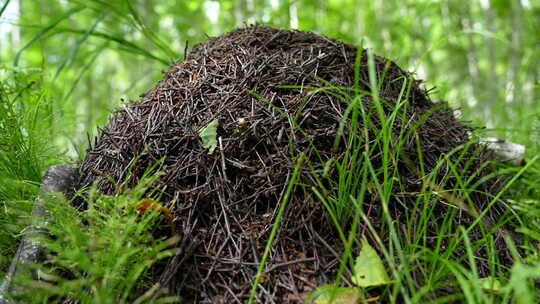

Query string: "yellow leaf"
[[351, 240, 394, 287], [305, 285, 361, 304]]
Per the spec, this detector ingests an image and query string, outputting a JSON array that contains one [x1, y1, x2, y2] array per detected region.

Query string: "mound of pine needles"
[[76, 25, 509, 303]]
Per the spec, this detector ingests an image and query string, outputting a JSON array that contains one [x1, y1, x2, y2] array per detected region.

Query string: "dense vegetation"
[[0, 0, 539, 303]]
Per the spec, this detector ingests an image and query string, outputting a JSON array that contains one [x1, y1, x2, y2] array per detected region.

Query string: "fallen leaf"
[[478, 276, 503, 295], [136, 198, 166, 214], [305, 285, 361, 304], [351, 240, 394, 287], [199, 119, 218, 154], [132, 199, 176, 233]]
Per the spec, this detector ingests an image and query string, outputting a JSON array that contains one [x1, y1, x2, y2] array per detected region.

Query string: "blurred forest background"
[[0, 0, 539, 158]]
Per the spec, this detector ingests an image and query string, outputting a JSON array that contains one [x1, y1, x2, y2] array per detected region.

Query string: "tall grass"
[[248, 50, 540, 303]]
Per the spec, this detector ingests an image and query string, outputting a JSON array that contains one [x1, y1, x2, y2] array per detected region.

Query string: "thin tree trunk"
[[461, 15, 482, 112], [506, 0, 523, 107], [289, 0, 298, 29], [234, 0, 246, 27], [483, 0, 499, 124]]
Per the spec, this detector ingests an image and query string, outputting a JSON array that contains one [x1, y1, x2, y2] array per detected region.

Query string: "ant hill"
[[76, 25, 508, 303]]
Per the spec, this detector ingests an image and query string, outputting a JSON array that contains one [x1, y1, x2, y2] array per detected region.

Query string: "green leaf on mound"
[[199, 119, 218, 154]]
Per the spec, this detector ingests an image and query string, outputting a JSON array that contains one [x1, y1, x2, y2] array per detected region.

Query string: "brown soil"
[[76, 25, 508, 303]]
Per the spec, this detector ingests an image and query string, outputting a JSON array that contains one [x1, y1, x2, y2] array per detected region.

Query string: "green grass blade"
[[53, 14, 105, 80], [247, 154, 304, 304], [0, 0, 10, 18], [13, 6, 86, 66]]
